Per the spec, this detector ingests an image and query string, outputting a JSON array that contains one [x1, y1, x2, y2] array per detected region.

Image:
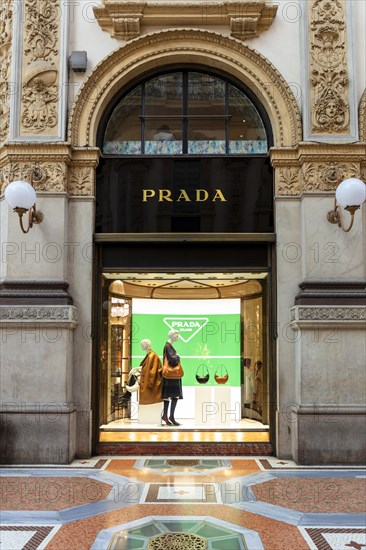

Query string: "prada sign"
[[96, 157, 273, 233], [142, 189, 227, 202]]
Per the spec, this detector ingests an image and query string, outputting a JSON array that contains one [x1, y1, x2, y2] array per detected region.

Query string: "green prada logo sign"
[[163, 317, 209, 343]]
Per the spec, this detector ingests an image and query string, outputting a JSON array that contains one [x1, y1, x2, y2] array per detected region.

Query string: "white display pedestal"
[[138, 402, 162, 425], [195, 386, 241, 426]]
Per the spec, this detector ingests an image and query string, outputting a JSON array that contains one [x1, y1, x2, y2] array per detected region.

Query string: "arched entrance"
[[68, 30, 302, 455]]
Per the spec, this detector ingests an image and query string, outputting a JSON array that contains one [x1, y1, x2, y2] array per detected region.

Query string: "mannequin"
[[138, 339, 163, 405], [161, 329, 183, 426]]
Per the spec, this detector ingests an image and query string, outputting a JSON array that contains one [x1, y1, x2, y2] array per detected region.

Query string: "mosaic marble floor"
[[0, 457, 365, 549]]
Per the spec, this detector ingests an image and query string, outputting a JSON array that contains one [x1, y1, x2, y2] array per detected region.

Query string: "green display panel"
[[132, 313, 241, 386]]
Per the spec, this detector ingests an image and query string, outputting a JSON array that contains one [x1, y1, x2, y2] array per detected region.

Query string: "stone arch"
[[68, 29, 302, 148], [359, 88, 366, 141]]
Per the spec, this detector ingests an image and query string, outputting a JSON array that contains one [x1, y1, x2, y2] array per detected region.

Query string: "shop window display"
[[98, 273, 269, 438]]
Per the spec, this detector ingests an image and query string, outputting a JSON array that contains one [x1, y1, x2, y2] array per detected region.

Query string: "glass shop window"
[[103, 71, 268, 156]]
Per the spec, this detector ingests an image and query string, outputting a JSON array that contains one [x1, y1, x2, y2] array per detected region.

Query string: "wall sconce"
[[4, 166, 44, 234], [327, 178, 365, 232]]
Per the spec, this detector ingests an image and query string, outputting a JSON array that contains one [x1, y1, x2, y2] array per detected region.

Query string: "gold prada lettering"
[[159, 189, 173, 201], [212, 189, 227, 202], [142, 189, 155, 202], [142, 189, 227, 202], [196, 189, 209, 202], [177, 189, 191, 201]]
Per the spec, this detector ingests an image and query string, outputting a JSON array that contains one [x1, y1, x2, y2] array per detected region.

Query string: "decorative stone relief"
[[297, 307, 365, 321], [276, 167, 300, 195], [309, 0, 350, 135], [68, 166, 94, 196], [93, 0, 278, 41], [271, 143, 365, 195], [0, 305, 77, 323], [20, 0, 61, 136], [302, 161, 359, 191], [360, 88, 366, 142], [0, 0, 13, 143], [0, 161, 67, 194], [290, 305, 366, 331], [0, 144, 100, 196]]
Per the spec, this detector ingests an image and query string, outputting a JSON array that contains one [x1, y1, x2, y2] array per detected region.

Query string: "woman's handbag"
[[162, 357, 184, 379], [125, 366, 142, 392], [195, 364, 210, 384], [214, 364, 229, 385]]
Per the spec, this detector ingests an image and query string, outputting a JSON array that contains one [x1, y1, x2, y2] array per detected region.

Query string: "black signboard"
[[96, 157, 273, 233]]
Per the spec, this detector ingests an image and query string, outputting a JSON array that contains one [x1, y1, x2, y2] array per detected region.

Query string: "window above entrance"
[[103, 71, 268, 156]]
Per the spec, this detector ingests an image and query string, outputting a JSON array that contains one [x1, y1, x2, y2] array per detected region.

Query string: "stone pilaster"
[[0, 1, 13, 144], [300, 0, 358, 142], [10, 0, 68, 141], [0, 143, 99, 463]]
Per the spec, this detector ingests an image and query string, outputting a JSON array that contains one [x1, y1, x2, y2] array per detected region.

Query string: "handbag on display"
[[162, 357, 184, 379], [195, 364, 210, 384], [125, 366, 142, 392], [214, 364, 229, 385]]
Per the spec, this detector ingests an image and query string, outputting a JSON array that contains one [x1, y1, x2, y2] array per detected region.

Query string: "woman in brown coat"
[[138, 339, 163, 405]]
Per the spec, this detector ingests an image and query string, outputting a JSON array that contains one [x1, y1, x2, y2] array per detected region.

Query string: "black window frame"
[[99, 67, 273, 158]]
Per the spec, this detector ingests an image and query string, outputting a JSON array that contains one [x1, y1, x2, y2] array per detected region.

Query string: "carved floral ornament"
[[0, 306, 78, 329], [309, 0, 350, 134], [93, 0, 278, 41], [20, 0, 61, 136], [0, 162, 67, 194], [359, 88, 366, 142], [271, 143, 366, 196], [290, 306, 366, 330], [0, 0, 13, 143]]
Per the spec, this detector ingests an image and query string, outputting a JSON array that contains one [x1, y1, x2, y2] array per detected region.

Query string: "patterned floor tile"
[[143, 483, 219, 503], [252, 477, 366, 513], [260, 458, 366, 471], [44, 504, 309, 550], [91, 516, 264, 550], [0, 477, 112, 511], [135, 458, 232, 475], [0, 526, 60, 550], [300, 527, 366, 550], [105, 458, 260, 483]]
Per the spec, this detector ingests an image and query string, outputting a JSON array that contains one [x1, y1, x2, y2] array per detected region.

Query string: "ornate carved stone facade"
[[0, 1, 13, 144], [0, 144, 68, 194], [68, 148, 100, 196], [0, 305, 77, 324], [290, 306, 366, 329], [271, 143, 366, 196], [68, 29, 302, 148], [94, 0, 278, 41], [0, 144, 100, 196], [360, 88, 366, 142], [308, 0, 350, 135], [20, 0, 61, 136]]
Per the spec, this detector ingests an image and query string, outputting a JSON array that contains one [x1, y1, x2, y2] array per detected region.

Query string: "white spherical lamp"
[[335, 178, 366, 207], [4, 180, 36, 210], [4, 179, 43, 233]]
